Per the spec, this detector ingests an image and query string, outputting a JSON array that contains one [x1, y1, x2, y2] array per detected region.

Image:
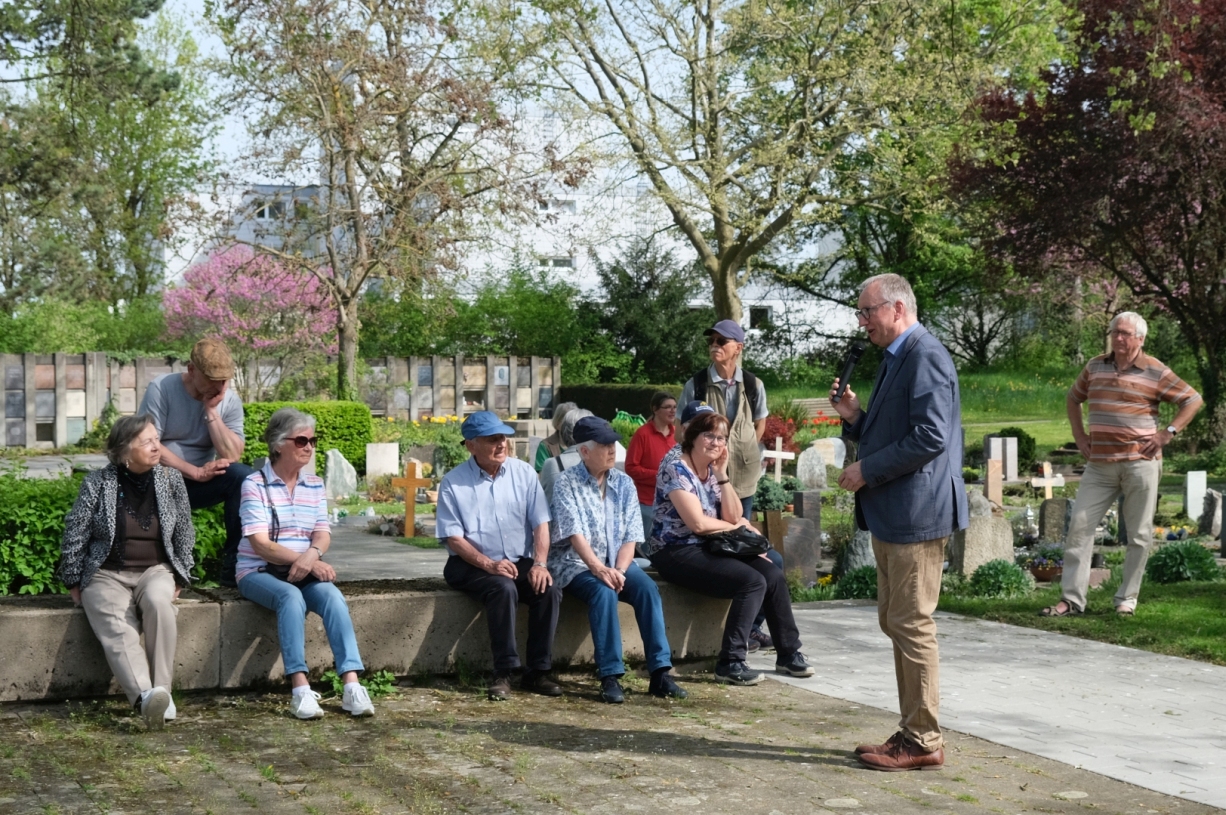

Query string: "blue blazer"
[[843, 325, 969, 544]]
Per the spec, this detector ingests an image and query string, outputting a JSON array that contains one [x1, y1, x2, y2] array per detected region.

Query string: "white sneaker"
[[290, 690, 325, 720], [164, 698, 177, 722], [342, 684, 375, 718], [140, 687, 171, 731]]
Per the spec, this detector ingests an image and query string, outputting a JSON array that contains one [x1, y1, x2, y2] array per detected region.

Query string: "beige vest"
[[705, 383, 761, 499]]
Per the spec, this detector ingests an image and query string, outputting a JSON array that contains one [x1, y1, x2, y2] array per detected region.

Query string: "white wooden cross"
[[761, 436, 796, 482], [1030, 461, 1065, 500]]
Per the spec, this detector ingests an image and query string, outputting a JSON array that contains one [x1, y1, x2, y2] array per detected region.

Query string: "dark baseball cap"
[[679, 400, 716, 425], [573, 416, 621, 445], [703, 319, 746, 343], [460, 411, 516, 440]]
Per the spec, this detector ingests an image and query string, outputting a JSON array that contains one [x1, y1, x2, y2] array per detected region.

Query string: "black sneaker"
[[648, 671, 688, 699], [749, 626, 774, 650], [599, 675, 625, 704], [714, 660, 764, 686], [775, 651, 815, 677]]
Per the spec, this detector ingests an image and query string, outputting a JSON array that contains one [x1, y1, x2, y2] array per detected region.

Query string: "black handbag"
[[255, 471, 320, 587], [701, 525, 773, 558]]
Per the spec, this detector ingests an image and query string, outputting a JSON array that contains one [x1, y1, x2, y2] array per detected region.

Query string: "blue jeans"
[[238, 571, 365, 677], [185, 461, 255, 585], [565, 563, 672, 678]]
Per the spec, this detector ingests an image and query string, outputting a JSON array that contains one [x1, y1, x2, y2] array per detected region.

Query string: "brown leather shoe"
[[854, 731, 905, 756], [521, 670, 563, 697], [487, 674, 512, 701], [857, 738, 944, 772]]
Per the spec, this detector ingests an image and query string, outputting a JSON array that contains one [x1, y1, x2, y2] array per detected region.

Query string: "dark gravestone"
[[1199, 489, 1222, 539], [1039, 498, 1071, 544], [781, 518, 820, 584], [793, 491, 822, 521]]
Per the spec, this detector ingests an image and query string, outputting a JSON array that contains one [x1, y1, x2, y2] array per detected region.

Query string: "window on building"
[[537, 256, 575, 269], [254, 200, 285, 220], [749, 306, 773, 329]]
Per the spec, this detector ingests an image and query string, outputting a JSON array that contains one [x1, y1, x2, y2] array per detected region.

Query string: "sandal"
[[1039, 600, 1082, 617], [1115, 605, 1135, 616]]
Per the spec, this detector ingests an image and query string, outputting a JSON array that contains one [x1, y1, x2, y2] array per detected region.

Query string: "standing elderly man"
[[680, 320, 768, 519], [831, 273, 968, 772], [1041, 312, 1201, 619], [437, 411, 564, 701], [548, 417, 688, 704], [138, 338, 253, 586]]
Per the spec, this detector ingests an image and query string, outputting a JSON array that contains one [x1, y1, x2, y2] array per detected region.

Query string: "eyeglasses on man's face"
[[1110, 329, 1138, 339], [707, 335, 735, 347], [854, 301, 892, 321]]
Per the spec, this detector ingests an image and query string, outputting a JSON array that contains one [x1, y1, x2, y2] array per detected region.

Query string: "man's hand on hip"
[[1139, 431, 1172, 460], [838, 460, 867, 492]]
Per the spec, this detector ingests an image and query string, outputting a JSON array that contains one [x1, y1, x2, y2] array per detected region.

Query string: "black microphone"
[[832, 341, 866, 404]]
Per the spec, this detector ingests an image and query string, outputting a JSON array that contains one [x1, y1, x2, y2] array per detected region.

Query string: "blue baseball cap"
[[573, 416, 621, 445], [704, 319, 746, 343], [680, 400, 716, 425], [460, 411, 516, 440]]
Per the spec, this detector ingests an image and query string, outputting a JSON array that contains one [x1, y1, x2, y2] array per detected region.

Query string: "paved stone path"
[[325, 519, 448, 580], [749, 601, 1226, 810]]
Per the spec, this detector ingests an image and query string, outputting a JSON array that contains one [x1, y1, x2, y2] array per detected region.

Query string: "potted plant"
[[754, 477, 791, 547], [1017, 545, 1064, 582]]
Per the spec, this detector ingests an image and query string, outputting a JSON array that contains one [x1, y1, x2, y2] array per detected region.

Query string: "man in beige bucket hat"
[[138, 338, 254, 585]]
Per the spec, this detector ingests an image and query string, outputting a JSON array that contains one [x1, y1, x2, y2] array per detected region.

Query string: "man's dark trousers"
[[444, 556, 562, 675], [185, 461, 255, 586]]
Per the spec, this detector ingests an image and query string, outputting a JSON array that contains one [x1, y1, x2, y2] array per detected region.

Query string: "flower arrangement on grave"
[[1016, 545, 1064, 570]]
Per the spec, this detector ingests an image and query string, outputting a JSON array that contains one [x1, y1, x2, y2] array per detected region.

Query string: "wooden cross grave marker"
[[392, 461, 433, 537], [1030, 461, 1065, 500], [761, 437, 796, 483]]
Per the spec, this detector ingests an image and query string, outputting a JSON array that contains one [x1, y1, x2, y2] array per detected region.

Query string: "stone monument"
[[366, 442, 400, 479]]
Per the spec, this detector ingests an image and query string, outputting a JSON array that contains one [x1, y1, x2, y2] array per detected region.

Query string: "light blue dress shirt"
[[548, 464, 644, 589], [436, 456, 551, 561]]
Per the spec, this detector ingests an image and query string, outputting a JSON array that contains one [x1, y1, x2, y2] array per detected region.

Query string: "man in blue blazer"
[[831, 273, 968, 772]]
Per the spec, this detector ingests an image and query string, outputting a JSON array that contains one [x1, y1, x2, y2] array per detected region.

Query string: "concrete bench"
[[0, 578, 731, 702]]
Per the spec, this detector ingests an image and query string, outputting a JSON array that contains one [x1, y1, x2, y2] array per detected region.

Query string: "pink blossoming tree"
[[163, 246, 338, 400]]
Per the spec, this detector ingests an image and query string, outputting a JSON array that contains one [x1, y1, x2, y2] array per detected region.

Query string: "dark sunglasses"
[[707, 336, 734, 346], [291, 436, 319, 448]]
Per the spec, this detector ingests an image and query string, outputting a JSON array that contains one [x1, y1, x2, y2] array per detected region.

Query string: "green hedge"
[[555, 384, 681, 421], [0, 472, 229, 595], [243, 401, 373, 474]]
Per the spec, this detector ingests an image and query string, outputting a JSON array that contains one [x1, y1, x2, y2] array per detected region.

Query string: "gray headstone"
[[809, 437, 847, 469], [1199, 489, 1222, 539], [796, 446, 827, 490], [984, 436, 1019, 481], [781, 517, 820, 584], [366, 442, 401, 479], [792, 490, 822, 521], [948, 515, 1015, 576], [1039, 497, 1071, 544], [1185, 471, 1208, 519], [324, 448, 359, 500], [843, 528, 876, 573], [967, 488, 992, 518]]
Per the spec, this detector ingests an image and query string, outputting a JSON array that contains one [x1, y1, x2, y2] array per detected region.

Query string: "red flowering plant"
[[793, 410, 845, 446], [761, 415, 801, 456]]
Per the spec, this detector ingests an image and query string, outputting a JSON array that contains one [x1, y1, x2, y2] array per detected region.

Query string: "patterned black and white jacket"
[[57, 464, 196, 589]]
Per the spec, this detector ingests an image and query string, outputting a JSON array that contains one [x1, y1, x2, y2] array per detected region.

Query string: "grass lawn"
[[397, 536, 441, 548], [940, 569, 1226, 665]]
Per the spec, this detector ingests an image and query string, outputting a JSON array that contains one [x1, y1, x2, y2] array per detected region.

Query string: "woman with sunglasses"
[[58, 414, 196, 730], [236, 407, 374, 720], [649, 412, 812, 686]]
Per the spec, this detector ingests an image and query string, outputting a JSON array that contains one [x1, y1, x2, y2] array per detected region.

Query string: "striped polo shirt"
[[1070, 352, 1201, 463], [236, 460, 330, 582]]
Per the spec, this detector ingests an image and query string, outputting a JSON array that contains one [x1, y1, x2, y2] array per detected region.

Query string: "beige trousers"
[[1062, 458, 1161, 612], [80, 564, 178, 705], [872, 535, 947, 752]]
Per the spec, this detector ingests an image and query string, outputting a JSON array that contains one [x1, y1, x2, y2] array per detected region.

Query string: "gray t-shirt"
[[138, 373, 245, 468]]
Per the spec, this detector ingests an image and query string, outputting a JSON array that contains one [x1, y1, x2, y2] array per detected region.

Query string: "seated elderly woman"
[[534, 401, 578, 472], [548, 417, 687, 704], [58, 414, 195, 730], [649, 412, 814, 686], [537, 407, 593, 502], [236, 407, 374, 720]]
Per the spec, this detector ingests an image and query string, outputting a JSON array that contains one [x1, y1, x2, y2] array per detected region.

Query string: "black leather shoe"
[[521, 670, 563, 697], [599, 675, 625, 704], [487, 674, 512, 701]]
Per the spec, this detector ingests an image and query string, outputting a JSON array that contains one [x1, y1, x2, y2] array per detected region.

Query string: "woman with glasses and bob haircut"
[[58, 414, 195, 730], [236, 407, 375, 720], [648, 412, 811, 687]]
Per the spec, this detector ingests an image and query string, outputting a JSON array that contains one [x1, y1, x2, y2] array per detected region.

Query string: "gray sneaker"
[[714, 661, 764, 686]]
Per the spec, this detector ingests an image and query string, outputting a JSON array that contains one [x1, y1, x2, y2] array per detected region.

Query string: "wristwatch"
[[1166, 425, 1178, 436]]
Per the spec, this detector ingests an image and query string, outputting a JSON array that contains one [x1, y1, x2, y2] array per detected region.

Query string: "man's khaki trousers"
[[1062, 458, 1161, 612], [80, 564, 178, 705], [872, 535, 946, 752]]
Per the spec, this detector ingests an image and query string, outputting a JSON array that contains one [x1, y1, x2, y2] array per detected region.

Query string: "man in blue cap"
[[437, 411, 563, 700], [548, 417, 688, 704]]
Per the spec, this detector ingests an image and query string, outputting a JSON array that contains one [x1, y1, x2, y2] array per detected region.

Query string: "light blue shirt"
[[547, 464, 643, 589], [436, 456, 550, 561], [885, 322, 921, 358]]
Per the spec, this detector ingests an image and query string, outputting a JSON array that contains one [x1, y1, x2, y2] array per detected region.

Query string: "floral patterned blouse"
[[649, 456, 722, 550], [547, 464, 644, 589]]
